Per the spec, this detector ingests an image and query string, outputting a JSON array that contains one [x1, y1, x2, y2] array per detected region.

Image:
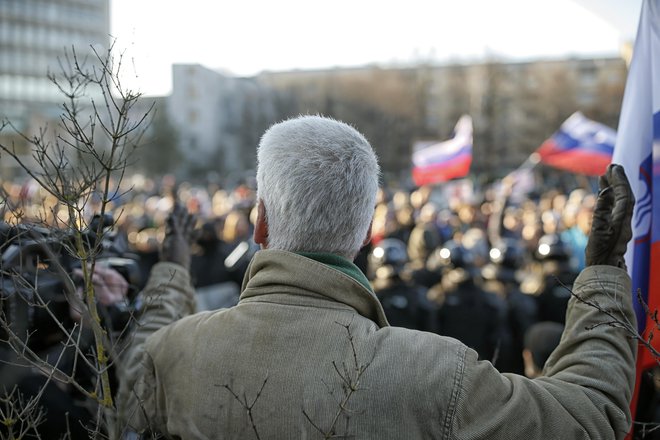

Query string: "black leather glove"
[[585, 164, 635, 270], [160, 203, 196, 270]]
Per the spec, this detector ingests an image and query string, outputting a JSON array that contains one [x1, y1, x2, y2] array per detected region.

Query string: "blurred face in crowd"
[[503, 207, 522, 234], [552, 194, 567, 213], [223, 211, 250, 243], [541, 210, 559, 234], [457, 204, 476, 225], [396, 205, 415, 228], [372, 205, 391, 240], [576, 206, 593, 235]]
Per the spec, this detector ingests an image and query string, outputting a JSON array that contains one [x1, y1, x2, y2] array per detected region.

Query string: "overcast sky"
[[110, 0, 642, 96]]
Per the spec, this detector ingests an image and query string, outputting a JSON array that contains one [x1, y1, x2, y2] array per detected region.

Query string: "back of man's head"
[[257, 115, 380, 259]]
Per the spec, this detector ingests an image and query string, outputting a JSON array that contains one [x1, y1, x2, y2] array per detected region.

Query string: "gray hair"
[[257, 115, 380, 259]]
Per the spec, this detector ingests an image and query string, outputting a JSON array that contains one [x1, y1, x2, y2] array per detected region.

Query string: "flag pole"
[[488, 152, 541, 245], [503, 152, 540, 181]]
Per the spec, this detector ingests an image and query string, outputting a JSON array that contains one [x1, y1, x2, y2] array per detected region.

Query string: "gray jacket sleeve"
[[451, 265, 636, 440], [116, 262, 196, 435]]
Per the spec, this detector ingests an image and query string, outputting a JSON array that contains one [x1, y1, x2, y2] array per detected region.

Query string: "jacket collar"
[[240, 249, 389, 328], [296, 251, 372, 291]]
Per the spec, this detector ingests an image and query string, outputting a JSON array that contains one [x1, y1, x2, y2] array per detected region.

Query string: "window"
[[579, 64, 597, 87]]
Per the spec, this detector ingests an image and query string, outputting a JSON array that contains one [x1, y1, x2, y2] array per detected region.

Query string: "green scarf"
[[297, 252, 372, 292]]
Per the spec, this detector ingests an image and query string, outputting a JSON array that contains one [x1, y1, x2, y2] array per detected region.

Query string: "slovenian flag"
[[537, 111, 616, 176], [412, 115, 472, 186], [610, 0, 660, 429]]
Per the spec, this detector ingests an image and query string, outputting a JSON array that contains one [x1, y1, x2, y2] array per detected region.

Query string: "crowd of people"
[[356, 180, 593, 376], [0, 115, 646, 438], [0, 168, 598, 377]]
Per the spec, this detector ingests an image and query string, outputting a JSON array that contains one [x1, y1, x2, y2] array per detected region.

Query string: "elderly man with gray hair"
[[118, 115, 637, 439]]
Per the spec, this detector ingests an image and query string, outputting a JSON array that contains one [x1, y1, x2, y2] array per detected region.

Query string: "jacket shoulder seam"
[[443, 343, 467, 439]]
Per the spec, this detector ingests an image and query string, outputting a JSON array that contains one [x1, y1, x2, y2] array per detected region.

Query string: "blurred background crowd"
[[5, 146, 660, 440], [0, 168, 598, 378]]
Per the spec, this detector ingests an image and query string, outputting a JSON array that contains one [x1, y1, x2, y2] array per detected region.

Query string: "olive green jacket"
[[117, 250, 636, 439]]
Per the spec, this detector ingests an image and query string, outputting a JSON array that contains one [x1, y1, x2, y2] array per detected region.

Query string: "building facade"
[[255, 57, 626, 183], [165, 57, 626, 184], [167, 64, 276, 182], [0, 0, 109, 105], [425, 57, 626, 178], [0, 0, 110, 177]]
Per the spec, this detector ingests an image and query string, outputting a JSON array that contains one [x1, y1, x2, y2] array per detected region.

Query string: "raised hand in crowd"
[[160, 202, 197, 270]]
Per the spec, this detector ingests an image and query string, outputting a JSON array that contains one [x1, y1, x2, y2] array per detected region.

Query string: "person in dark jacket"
[[433, 240, 510, 366], [534, 233, 579, 324], [369, 238, 436, 332], [482, 238, 539, 374]]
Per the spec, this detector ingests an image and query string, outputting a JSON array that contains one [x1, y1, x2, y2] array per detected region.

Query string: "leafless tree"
[[0, 41, 152, 439]]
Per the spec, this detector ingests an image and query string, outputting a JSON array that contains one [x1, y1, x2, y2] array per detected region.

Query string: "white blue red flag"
[[537, 111, 616, 176], [412, 115, 472, 186], [610, 0, 660, 427]]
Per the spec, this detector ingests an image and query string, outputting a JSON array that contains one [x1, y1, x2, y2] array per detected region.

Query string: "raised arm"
[[451, 164, 637, 440]]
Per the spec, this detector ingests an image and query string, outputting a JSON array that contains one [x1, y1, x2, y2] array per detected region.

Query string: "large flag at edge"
[[537, 111, 616, 176], [412, 115, 472, 186], [610, 0, 660, 429]]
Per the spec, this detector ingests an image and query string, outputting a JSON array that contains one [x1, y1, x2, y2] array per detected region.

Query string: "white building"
[[167, 64, 275, 181]]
